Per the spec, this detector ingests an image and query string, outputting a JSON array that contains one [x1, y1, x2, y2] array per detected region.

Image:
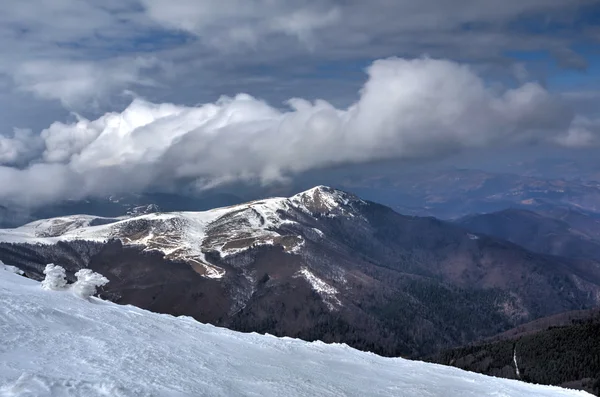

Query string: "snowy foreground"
[[0, 270, 591, 397]]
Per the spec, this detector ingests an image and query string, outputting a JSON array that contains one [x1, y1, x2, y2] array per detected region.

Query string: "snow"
[[40, 264, 67, 291], [296, 267, 342, 310], [0, 186, 356, 249], [290, 185, 365, 217], [0, 215, 121, 245], [40, 264, 109, 299], [288, 236, 305, 254], [0, 260, 23, 275], [311, 227, 325, 238], [0, 269, 590, 397], [513, 347, 521, 378], [71, 269, 110, 299], [0, 187, 356, 277], [0, 210, 232, 279], [297, 267, 338, 296]]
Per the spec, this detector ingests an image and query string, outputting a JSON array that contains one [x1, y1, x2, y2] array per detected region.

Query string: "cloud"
[[140, 0, 340, 49], [0, 163, 77, 207], [552, 47, 588, 70], [0, 0, 594, 129], [0, 0, 160, 111], [0, 57, 591, 207], [138, 0, 595, 63], [556, 116, 600, 147], [13, 58, 159, 109], [0, 128, 42, 166]]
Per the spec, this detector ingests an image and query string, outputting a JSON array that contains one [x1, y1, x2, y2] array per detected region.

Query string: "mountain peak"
[[291, 186, 364, 216], [0, 186, 370, 280]]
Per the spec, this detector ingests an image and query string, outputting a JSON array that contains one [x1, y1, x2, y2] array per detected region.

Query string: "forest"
[[430, 315, 600, 395]]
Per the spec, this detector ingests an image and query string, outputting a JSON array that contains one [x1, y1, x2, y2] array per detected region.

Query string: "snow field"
[[0, 269, 591, 397]]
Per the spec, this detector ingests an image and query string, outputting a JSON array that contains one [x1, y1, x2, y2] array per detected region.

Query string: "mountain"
[[457, 208, 600, 261], [1, 270, 589, 397], [0, 204, 31, 229], [0, 191, 245, 228], [5, 167, 599, 228], [336, 168, 600, 219], [483, 307, 600, 342], [504, 157, 600, 183], [429, 309, 600, 395], [1, 186, 600, 357]]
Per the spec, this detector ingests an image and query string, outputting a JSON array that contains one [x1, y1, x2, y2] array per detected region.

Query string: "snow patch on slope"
[[0, 269, 590, 397], [467, 233, 479, 240], [296, 267, 341, 310]]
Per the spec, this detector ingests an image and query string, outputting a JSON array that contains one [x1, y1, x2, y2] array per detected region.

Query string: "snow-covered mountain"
[[0, 191, 245, 228], [1, 186, 600, 360], [0, 186, 363, 279], [0, 268, 591, 397]]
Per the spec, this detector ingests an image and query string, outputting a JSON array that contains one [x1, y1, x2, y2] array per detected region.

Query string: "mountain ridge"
[[0, 186, 365, 279], [456, 208, 600, 262], [1, 186, 600, 358]]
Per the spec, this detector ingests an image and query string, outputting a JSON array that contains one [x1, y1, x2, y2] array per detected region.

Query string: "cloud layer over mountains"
[[0, 57, 595, 207]]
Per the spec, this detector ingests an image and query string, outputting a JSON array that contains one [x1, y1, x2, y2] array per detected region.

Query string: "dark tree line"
[[430, 316, 600, 395]]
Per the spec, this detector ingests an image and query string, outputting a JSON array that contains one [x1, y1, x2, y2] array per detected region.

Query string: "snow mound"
[[0, 270, 591, 397], [40, 264, 109, 299], [41, 264, 67, 291], [72, 269, 109, 299]]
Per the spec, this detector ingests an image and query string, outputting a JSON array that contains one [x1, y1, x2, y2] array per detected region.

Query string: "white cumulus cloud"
[[0, 57, 592, 207]]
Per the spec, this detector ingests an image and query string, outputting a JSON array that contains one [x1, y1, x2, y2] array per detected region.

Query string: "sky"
[[0, 0, 599, 207]]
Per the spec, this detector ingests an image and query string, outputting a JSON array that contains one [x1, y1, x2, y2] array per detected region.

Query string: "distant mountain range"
[[0, 192, 244, 228], [337, 168, 600, 219], [6, 167, 600, 228], [456, 208, 600, 261], [2, 186, 600, 358]]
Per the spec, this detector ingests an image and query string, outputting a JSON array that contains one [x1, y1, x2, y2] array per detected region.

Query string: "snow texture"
[[40, 264, 67, 291], [0, 260, 23, 275], [71, 269, 109, 299], [0, 268, 592, 397]]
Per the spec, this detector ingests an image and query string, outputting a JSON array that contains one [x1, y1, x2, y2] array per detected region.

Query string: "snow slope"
[[0, 269, 591, 397]]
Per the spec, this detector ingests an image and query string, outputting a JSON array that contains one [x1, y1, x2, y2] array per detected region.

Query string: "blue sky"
[[0, 0, 599, 204]]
